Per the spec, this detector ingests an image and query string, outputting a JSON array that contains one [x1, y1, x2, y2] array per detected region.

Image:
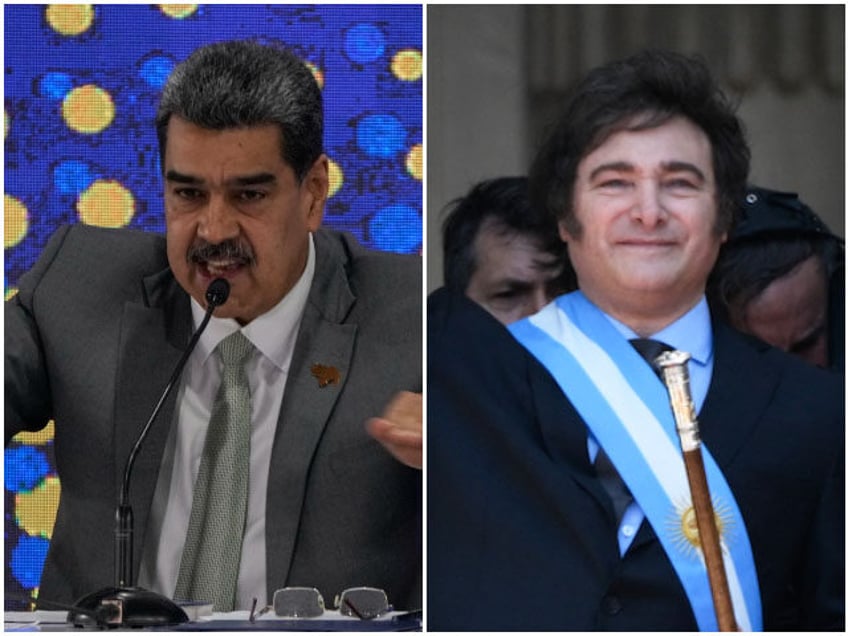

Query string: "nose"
[[630, 180, 667, 228], [197, 195, 239, 244]]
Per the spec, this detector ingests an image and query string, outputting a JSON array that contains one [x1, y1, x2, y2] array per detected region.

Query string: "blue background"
[[4, 3, 422, 609]]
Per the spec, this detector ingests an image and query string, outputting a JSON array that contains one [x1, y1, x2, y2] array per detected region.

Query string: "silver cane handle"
[[655, 350, 700, 452]]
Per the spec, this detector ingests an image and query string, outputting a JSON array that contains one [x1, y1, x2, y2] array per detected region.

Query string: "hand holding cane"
[[655, 350, 738, 632]]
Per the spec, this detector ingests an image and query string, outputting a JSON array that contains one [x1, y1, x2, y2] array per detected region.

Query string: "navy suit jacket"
[[6, 224, 422, 610], [427, 287, 843, 631]]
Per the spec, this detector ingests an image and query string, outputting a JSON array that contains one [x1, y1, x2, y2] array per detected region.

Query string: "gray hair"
[[156, 39, 323, 181]]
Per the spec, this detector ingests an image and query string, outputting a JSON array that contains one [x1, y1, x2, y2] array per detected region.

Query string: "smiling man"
[[6, 40, 422, 615], [562, 116, 721, 335], [428, 50, 843, 631]]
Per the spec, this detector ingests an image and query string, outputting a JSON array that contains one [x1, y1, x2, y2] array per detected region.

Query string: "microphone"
[[68, 278, 230, 628]]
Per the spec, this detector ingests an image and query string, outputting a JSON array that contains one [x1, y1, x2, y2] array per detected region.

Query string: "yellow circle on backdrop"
[[5, 287, 19, 301], [328, 159, 343, 198], [45, 5, 94, 36], [16, 476, 61, 539], [405, 144, 423, 181], [391, 49, 423, 82], [63, 85, 115, 134], [15, 420, 56, 446], [5, 194, 29, 248], [305, 62, 325, 90], [158, 4, 197, 19], [77, 180, 135, 227]]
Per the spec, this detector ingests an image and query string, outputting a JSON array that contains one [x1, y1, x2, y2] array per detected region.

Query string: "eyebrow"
[[491, 279, 537, 294], [165, 170, 278, 186], [233, 173, 277, 186], [588, 160, 706, 182], [165, 170, 199, 184], [588, 161, 633, 182], [662, 161, 707, 182]]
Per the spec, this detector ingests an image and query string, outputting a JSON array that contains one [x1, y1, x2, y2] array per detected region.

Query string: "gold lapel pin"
[[311, 363, 341, 388]]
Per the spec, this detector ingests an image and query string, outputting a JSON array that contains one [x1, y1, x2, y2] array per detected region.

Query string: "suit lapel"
[[112, 269, 191, 577], [535, 373, 616, 523], [265, 231, 357, 595], [697, 322, 781, 463]]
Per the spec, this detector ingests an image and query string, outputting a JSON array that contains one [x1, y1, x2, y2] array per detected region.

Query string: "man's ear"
[[304, 154, 329, 231]]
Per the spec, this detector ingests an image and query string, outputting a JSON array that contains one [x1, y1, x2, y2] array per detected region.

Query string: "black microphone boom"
[[69, 278, 230, 628], [116, 277, 230, 588]]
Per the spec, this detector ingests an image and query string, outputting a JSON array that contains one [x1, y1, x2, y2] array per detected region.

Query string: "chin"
[[618, 273, 674, 291], [210, 296, 242, 316], [621, 260, 682, 282]]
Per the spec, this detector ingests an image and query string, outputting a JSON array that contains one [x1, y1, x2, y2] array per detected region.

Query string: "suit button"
[[601, 595, 623, 615]]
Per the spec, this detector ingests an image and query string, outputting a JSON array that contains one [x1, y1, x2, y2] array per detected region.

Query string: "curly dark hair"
[[529, 49, 750, 239]]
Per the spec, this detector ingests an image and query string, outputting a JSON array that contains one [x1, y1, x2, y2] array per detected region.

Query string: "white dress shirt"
[[138, 234, 315, 609]]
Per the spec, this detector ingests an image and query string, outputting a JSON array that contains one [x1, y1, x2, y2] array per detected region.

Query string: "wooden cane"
[[655, 350, 738, 632]]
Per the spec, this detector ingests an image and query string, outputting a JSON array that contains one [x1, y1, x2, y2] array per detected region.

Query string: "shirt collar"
[[601, 295, 713, 366], [190, 233, 316, 370]]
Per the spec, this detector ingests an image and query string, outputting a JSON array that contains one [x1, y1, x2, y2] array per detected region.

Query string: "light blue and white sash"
[[510, 292, 762, 631]]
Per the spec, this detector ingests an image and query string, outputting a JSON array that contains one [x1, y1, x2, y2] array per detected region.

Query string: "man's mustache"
[[187, 239, 256, 266]]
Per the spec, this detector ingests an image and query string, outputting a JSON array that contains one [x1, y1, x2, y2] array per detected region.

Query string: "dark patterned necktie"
[[629, 338, 674, 376], [595, 338, 672, 524]]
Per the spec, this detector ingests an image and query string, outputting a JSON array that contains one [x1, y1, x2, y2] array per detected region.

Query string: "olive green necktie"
[[174, 331, 253, 611]]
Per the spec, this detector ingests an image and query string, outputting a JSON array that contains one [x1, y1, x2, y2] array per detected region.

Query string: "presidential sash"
[[509, 291, 762, 631]]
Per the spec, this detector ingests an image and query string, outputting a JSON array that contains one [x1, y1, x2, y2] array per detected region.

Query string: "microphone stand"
[[69, 279, 230, 628], [656, 350, 738, 632]]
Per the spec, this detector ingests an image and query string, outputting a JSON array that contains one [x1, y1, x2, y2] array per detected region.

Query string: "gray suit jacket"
[[5, 224, 422, 610]]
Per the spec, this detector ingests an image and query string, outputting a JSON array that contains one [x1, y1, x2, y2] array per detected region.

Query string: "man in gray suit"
[[5, 40, 421, 615]]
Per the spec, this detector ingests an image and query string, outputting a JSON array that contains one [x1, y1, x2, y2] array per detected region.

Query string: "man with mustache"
[[428, 50, 843, 630], [6, 40, 421, 616]]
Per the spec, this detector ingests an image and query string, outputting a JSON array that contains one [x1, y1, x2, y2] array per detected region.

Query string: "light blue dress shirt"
[[586, 295, 714, 554]]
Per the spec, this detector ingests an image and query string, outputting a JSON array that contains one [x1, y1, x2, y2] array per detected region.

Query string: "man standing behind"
[[428, 50, 843, 630], [708, 185, 844, 371], [7, 40, 421, 615], [441, 176, 576, 324]]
